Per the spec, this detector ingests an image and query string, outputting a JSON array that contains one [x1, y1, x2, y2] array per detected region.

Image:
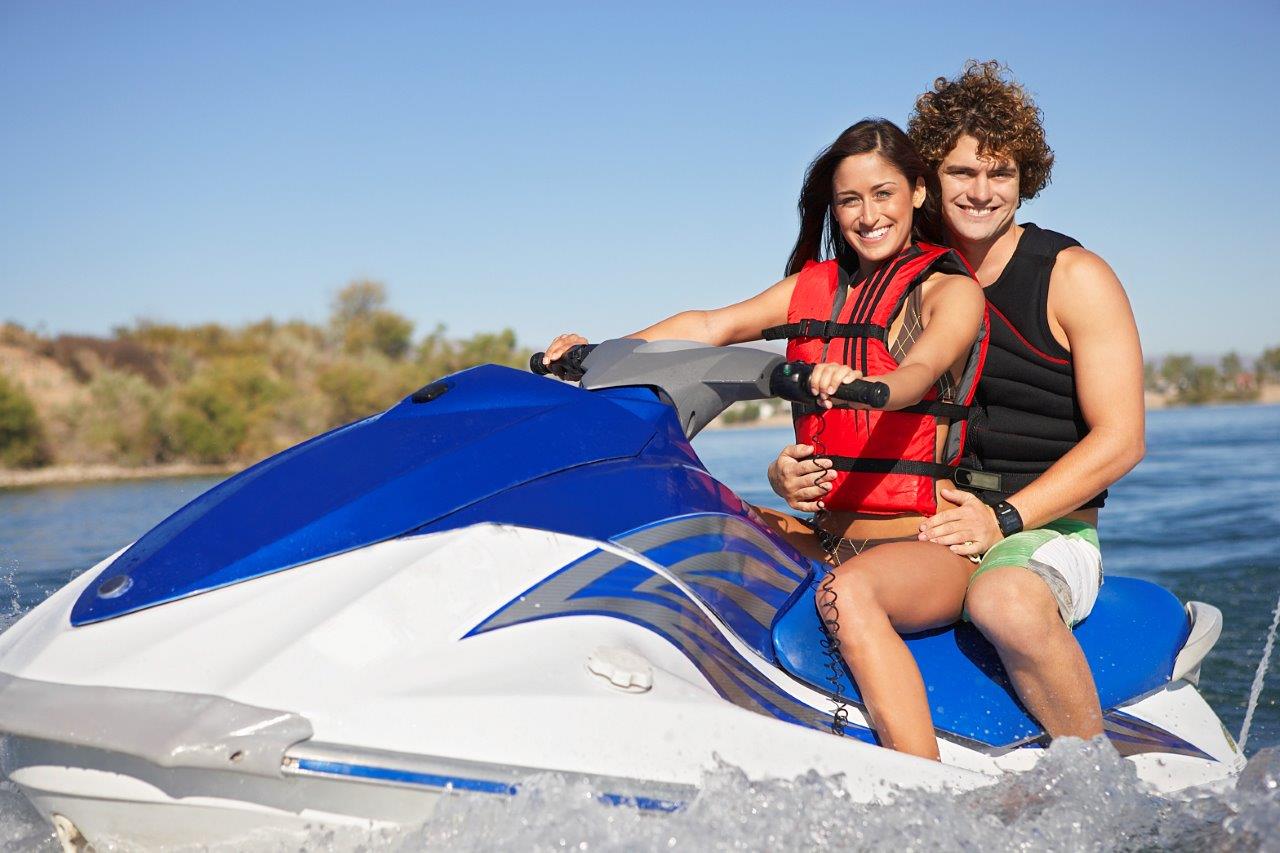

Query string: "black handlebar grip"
[[833, 379, 891, 408], [769, 361, 890, 409], [530, 344, 595, 381]]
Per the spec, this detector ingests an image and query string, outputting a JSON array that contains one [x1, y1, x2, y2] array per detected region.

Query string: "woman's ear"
[[912, 177, 927, 210]]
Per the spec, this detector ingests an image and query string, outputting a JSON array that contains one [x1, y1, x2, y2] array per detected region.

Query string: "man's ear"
[[912, 177, 927, 209]]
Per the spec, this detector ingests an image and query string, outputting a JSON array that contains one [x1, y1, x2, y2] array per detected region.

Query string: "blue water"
[[1, 404, 1278, 850]]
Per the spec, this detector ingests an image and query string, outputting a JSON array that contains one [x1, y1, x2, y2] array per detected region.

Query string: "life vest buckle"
[[953, 468, 1003, 493], [798, 319, 836, 341]]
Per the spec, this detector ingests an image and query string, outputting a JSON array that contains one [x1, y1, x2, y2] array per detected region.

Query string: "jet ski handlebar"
[[531, 343, 889, 408], [530, 345, 597, 381], [768, 361, 890, 409]]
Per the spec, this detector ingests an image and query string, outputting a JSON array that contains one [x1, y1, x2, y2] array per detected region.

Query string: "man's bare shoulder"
[[1050, 246, 1135, 332], [1052, 246, 1126, 298]]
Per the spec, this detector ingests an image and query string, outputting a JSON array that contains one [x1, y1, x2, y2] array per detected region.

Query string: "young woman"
[[542, 120, 986, 759]]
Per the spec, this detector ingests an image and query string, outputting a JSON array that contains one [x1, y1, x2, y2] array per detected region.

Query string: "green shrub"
[[0, 375, 49, 468], [317, 356, 420, 426], [167, 357, 282, 463], [721, 401, 761, 425], [73, 371, 170, 465], [330, 281, 415, 359]]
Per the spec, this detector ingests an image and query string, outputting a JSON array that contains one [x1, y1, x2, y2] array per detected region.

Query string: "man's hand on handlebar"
[[768, 444, 834, 512]]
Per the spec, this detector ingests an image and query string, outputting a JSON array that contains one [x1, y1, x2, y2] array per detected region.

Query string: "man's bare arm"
[[1003, 248, 1145, 527], [921, 249, 1144, 552]]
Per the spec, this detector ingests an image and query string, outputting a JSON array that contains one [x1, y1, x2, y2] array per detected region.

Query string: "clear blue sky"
[[2, 1, 1276, 357]]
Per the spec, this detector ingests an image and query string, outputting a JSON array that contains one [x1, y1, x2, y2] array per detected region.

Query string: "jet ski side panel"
[[71, 366, 660, 626], [773, 575, 1192, 747]]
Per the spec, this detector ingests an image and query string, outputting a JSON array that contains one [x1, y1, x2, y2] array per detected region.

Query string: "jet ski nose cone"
[[96, 575, 133, 599]]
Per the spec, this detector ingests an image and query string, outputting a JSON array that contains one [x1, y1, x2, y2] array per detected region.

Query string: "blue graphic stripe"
[[641, 534, 804, 597], [465, 514, 840, 737], [596, 793, 685, 812], [464, 547, 612, 638], [1103, 710, 1212, 760], [611, 511, 811, 576], [295, 759, 688, 811], [682, 620, 874, 743], [294, 758, 518, 794], [569, 563, 685, 613]]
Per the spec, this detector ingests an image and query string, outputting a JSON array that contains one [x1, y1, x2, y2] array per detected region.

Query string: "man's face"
[[937, 134, 1020, 246]]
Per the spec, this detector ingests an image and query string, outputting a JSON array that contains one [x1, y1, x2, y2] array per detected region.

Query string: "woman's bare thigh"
[[836, 541, 977, 633]]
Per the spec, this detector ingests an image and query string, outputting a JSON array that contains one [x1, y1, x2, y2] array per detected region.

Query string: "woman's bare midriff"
[[753, 482, 1100, 567]]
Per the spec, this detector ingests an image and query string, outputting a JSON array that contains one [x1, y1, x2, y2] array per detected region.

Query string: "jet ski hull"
[[0, 522, 1240, 848], [0, 355, 1243, 847]]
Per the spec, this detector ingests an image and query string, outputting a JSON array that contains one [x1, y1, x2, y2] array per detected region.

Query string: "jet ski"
[[0, 339, 1241, 848]]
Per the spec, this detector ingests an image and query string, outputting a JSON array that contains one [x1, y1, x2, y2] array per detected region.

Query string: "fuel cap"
[[97, 575, 133, 599], [586, 646, 653, 693]]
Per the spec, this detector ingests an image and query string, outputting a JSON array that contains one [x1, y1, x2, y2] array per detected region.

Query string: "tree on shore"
[[0, 376, 49, 468], [1258, 347, 1280, 384], [0, 281, 534, 471], [1146, 352, 1264, 405]]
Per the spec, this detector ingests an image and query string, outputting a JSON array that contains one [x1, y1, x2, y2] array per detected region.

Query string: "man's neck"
[[952, 220, 1023, 287]]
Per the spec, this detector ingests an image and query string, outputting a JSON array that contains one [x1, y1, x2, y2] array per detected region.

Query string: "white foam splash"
[[1, 739, 1279, 851], [1239, 591, 1280, 755]]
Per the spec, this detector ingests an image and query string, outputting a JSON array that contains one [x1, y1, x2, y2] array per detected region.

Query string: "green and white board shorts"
[[965, 519, 1102, 627]]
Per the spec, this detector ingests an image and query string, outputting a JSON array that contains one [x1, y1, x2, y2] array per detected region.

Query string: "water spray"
[[1238, 590, 1280, 754]]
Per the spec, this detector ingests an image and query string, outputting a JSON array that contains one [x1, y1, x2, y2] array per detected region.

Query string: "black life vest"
[[962, 223, 1107, 508]]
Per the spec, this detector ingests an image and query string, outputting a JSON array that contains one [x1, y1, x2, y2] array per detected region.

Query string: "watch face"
[[996, 503, 1022, 535]]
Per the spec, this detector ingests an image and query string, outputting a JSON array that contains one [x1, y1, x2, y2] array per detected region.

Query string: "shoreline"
[[0, 462, 238, 490], [4, 399, 1277, 489], [703, 395, 1280, 431]]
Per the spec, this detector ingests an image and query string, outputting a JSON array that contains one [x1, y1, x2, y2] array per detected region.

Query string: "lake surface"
[[1, 404, 1278, 850]]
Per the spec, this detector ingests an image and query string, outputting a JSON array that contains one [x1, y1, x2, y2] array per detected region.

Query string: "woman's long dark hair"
[[784, 118, 944, 277]]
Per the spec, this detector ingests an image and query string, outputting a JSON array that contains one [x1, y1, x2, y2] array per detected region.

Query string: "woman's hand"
[[768, 444, 835, 512], [918, 487, 1003, 557], [808, 362, 865, 409], [542, 333, 590, 367]]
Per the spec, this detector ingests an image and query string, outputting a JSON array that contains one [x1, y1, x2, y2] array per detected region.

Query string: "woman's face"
[[831, 152, 926, 269]]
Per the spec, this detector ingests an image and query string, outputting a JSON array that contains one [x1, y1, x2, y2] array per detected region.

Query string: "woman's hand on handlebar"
[[542, 333, 590, 367], [767, 444, 834, 512], [809, 363, 866, 409]]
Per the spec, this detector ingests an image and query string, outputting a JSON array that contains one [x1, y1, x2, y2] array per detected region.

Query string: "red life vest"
[[762, 243, 988, 515]]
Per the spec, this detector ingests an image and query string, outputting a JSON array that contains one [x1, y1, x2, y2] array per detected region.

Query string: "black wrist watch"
[[993, 501, 1024, 537]]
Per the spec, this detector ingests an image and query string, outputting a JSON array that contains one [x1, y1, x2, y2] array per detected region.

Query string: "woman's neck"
[[857, 240, 913, 280]]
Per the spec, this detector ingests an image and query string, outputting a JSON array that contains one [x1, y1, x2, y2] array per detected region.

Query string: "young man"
[[909, 61, 1145, 740], [768, 61, 1144, 744]]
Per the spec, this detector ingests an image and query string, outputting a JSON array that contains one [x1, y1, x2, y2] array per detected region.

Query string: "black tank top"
[[965, 223, 1107, 509]]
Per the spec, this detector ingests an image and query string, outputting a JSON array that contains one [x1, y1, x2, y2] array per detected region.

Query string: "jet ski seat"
[[771, 572, 1191, 747]]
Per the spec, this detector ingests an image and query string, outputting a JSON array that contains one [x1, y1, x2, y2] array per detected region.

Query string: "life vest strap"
[[761, 319, 888, 343], [820, 458, 1039, 494], [897, 400, 972, 420]]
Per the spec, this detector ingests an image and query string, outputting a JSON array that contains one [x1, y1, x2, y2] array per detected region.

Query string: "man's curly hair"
[[908, 60, 1053, 201]]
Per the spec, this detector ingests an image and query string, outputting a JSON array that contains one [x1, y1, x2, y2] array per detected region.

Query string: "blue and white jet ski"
[[0, 340, 1240, 848]]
